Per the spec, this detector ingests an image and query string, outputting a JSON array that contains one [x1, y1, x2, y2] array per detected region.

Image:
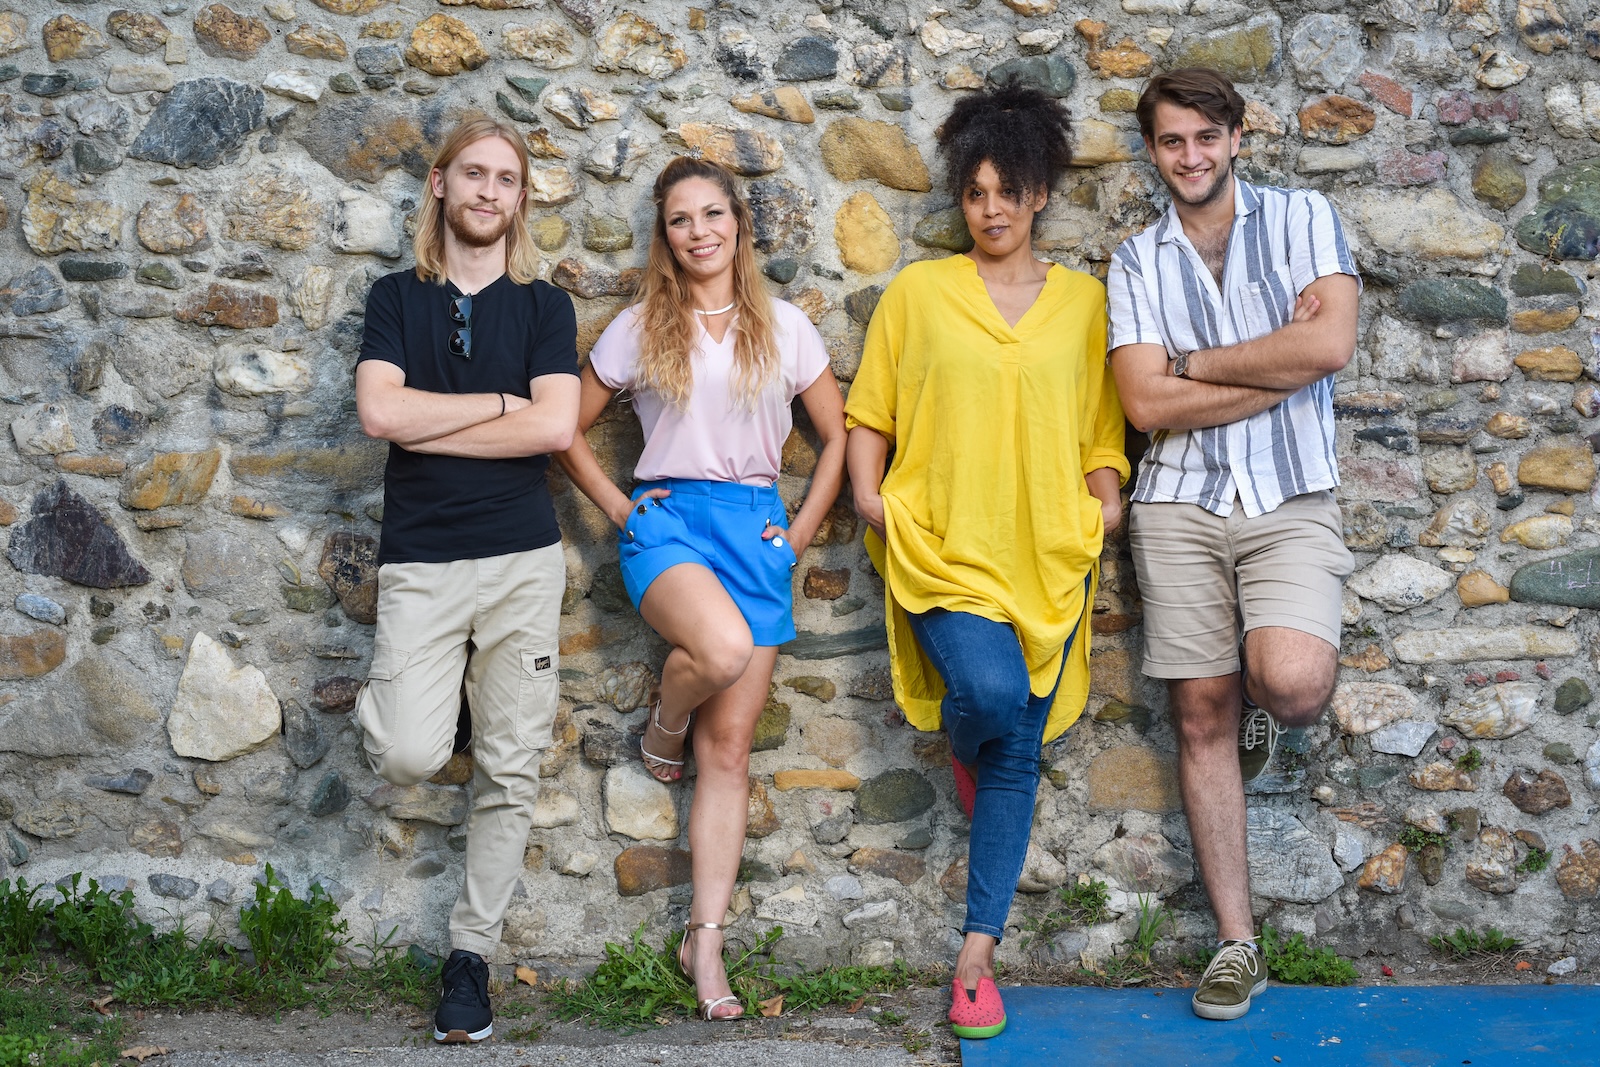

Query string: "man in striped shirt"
[[1107, 68, 1360, 1022]]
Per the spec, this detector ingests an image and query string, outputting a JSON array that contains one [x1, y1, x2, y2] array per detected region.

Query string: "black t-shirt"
[[358, 269, 578, 565]]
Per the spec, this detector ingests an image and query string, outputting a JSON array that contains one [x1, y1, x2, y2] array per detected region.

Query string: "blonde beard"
[[445, 200, 515, 248]]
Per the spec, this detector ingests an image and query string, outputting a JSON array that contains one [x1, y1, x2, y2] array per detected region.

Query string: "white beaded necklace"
[[694, 301, 736, 316]]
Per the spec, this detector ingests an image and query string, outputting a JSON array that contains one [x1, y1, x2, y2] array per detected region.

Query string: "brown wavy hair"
[[1135, 68, 1246, 140], [412, 114, 540, 286], [631, 156, 777, 410]]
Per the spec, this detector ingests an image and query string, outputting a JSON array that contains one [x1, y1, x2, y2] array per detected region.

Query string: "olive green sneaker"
[[1237, 700, 1281, 784], [1192, 940, 1268, 1020]]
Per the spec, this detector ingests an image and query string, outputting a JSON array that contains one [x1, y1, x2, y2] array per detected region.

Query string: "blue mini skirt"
[[617, 478, 797, 646]]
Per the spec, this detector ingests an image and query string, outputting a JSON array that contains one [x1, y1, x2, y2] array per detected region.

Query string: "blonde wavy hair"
[[412, 114, 540, 286], [632, 156, 777, 410]]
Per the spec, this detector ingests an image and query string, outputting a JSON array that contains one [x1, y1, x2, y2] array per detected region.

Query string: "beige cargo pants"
[[356, 543, 563, 957]]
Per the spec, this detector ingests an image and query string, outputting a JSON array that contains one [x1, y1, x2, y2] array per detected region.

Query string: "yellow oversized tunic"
[[844, 255, 1129, 742]]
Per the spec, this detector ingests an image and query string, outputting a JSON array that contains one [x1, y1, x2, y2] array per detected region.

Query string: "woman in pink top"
[[558, 156, 846, 1021]]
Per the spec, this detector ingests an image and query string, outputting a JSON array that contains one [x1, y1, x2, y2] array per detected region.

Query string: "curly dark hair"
[[935, 78, 1074, 203]]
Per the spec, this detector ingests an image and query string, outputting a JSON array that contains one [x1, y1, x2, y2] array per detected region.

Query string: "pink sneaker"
[[948, 977, 1006, 1039], [952, 755, 976, 820]]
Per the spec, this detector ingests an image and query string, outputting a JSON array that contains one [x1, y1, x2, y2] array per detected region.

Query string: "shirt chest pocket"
[[1237, 268, 1296, 341]]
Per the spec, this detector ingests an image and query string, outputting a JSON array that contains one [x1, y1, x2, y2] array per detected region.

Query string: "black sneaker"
[[434, 949, 492, 1043]]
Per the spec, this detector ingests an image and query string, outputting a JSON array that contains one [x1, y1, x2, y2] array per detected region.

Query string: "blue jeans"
[[907, 606, 1079, 941]]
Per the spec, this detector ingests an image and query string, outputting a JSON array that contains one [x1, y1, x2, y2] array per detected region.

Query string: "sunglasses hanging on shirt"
[[448, 293, 472, 359]]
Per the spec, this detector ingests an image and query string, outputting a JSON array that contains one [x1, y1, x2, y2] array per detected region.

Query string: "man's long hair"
[[631, 155, 777, 411], [412, 114, 540, 286]]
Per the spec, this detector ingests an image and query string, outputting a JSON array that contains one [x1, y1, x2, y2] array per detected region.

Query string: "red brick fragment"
[[1359, 71, 1413, 117], [1378, 148, 1447, 186]]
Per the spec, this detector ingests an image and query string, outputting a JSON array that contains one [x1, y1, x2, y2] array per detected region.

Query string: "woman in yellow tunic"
[[844, 80, 1128, 1040]]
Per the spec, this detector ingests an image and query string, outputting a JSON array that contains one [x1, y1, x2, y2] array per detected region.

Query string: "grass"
[[546, 924, 915, 1031], [1429, 927, 1519, 958], [0, 982, 126, 1067], [1021, 875, 1111, 949], [1078, 894, 1172, 987], [1397, 826, 1451, 853], [0, 866, 444, 1061], [1258, 925, 1358, 985], [1517, 847, 1551, 874], [1455, 746, 1484, 772]]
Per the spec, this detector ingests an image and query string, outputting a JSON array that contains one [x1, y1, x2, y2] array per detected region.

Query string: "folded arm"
[[358, 357, 580, 459], [1110, 277, 1355, 434], [356, 359, 513, 446], [1183, 273, 1359, 390]]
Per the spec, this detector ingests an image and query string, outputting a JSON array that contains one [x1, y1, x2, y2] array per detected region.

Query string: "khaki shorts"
[[1128, 491, 1353, 680]]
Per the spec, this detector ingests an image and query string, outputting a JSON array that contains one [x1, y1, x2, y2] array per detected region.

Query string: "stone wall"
[[1, 0, 1598, 976]]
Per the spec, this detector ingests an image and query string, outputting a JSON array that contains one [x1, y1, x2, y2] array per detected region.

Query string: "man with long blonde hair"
[[354, 114, 579, 1043]]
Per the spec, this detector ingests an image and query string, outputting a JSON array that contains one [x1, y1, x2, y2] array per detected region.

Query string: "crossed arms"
[[1110, 273, 1359, 435], [355, 359, 580, 458]]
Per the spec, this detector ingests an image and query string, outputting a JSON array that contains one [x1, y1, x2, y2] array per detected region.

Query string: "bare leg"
[[1242, 626, 1339, 728], [1169, 673, 1254, 942], [681, 645, 777, 1015], [954, 933, 997, 990], [637, 564, 755, 780]]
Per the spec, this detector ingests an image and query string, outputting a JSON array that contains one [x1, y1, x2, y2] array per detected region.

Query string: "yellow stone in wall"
[[1511, 306, 1581, 333], [1358, 843, 1409, 893], [1087, 745, 1180, 813], [819, 118, 932, 192], [530, 214, 570, 252], [121, 450, 223, 510], [286, 23, 348, 60], [1071, 119, 1137, 166], [943, 64, 983, 90], [773, 769, 860, 791], [43, 14, 108, 62], [1518, 444, 1597, 491], [0, 11, 28, 56], [1514, 345, 1582, 380], [405, 14, 488, 76], [834, 191, 899, 276], [1457, 569, 1510, 606], [21, 172, 124, 255], [314, 0, 389, 16], [732, 86, 815, 124], [1499, 513, 1572, 549]]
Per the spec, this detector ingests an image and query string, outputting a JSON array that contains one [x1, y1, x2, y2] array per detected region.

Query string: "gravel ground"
[[119, 984, 960, 1066]]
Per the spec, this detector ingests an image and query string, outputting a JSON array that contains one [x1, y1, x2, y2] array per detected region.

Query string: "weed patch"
[[0, 880, 47, 971], [1397, 826, 1451, 853], [1021, 875, 1111, 949], [1080, 894, 1172, 987], [1517, 847, 1551, 874], [1, 866, 442, 1037], [1455, 747, 1484, 772], [1258, 925, 1358, 985], [0, 980, 125, 1067], [1429, 927, 1518, 958], [548, 924, 913, 1030]]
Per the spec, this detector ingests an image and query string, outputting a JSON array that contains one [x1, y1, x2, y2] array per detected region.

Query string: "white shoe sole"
[[1192, 978, 1267, 1021], [434, 1023, 493, 1043]]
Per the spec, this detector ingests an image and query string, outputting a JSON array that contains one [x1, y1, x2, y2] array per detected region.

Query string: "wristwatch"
[[1171, 350, 1192, 379]]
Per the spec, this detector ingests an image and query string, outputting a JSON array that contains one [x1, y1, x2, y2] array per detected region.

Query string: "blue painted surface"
[[959, 985, 1600, 1066]]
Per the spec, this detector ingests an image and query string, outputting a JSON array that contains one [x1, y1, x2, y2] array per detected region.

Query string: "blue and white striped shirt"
[[1106, 179, 1360, 518]]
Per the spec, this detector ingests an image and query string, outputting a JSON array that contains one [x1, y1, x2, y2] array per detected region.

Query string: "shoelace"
[[1240, 707, 1278, 750], [441, 956, 486, 1006], [1206, 944, 1257, 988]]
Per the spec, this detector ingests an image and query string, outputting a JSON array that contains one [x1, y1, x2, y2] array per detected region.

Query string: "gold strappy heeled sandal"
[[677, 921, 744, 1021], [640, 697, 690, 783]]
